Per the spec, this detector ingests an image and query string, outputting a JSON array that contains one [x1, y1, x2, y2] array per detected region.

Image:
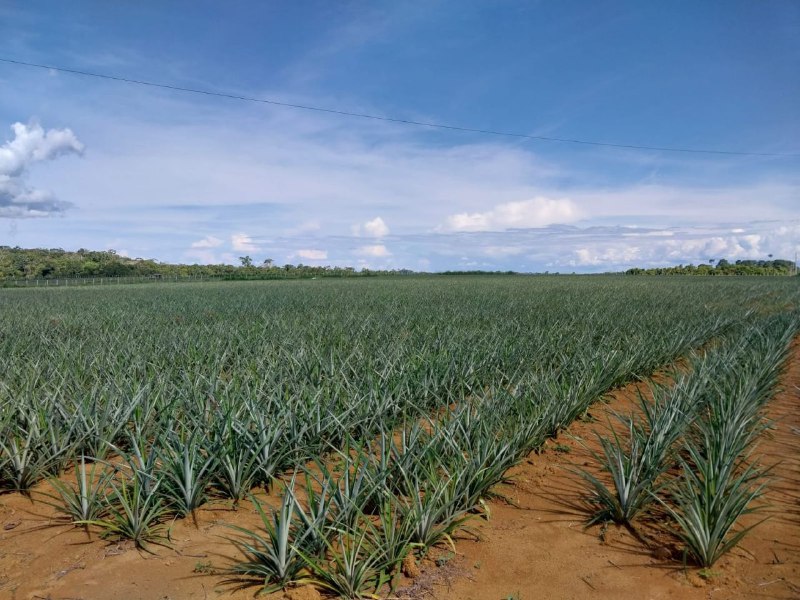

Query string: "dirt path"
[[1, 344, 798, 600]]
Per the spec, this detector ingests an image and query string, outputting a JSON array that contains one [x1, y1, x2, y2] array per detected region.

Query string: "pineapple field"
[[1, 275, 798, 599]]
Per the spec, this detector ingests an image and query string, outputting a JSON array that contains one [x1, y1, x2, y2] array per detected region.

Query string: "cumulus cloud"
[[190, 235, 223, 248], [0, 121, 84, 218], [231, 232, 259, 252], [441, 197, 582, 232], [0, 122, 84, 175], [352, 216, 390, 237], [296, 248, 328, 260], [357, 244, 391, 257]]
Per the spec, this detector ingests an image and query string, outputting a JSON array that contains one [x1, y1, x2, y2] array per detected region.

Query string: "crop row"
[[580, 311, 798, 566]]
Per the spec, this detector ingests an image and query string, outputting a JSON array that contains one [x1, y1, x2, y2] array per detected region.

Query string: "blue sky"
[[0, 1, 798, 272]]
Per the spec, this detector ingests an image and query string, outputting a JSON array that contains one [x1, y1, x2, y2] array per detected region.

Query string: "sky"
[[0, 0, 798, 272]]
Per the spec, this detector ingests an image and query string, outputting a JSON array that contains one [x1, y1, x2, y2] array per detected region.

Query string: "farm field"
[[1, 275, 799, 600]]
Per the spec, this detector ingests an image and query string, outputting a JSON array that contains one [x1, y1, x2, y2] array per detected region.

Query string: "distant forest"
[[0, 247, 411, 280], [0, 246, 796, 280], [624, 258, 796, 276]]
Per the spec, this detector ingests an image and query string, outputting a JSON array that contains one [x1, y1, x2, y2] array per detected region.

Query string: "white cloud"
[[573, 246, 641, 266], [357, 244, 391, 257], [352, 216, 390, 237], [0, 121, 84, 218], [190, 235, 223, 248], [662, 233, 764, 261], [297, 248, 328, 260], [564, 225, 795, 270], [0, 121, 84, 176], [231, 232, 259, 252], [442, 197, 582, 232]]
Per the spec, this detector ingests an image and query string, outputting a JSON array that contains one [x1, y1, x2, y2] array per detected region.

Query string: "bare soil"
[[1, 343, 798, 600]]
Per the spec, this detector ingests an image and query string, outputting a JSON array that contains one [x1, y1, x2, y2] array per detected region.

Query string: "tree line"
[[1, 246, 795, 281], [0, 247, 412, 281], [625, 258, 796, 276]]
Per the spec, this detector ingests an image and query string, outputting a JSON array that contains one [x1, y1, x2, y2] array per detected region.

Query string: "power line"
[[2, 56, 798, 158]]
